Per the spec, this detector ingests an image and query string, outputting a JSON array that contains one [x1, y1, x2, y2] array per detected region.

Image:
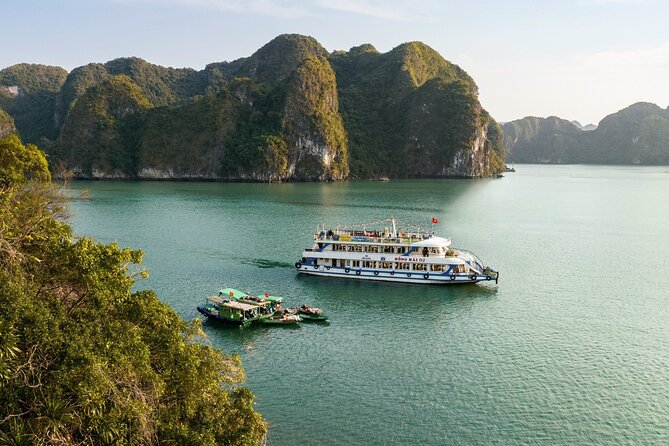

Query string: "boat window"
[[430, 264, 445, 272], [383, 246, 393, 253], [363, 261, 375, 268], [381, 262, 391, 269], [414, 263, 425, 271], [352, 260, 360, 267]]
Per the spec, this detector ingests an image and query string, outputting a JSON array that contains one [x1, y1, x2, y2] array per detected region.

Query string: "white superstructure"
[[295, 218, 498, 285]]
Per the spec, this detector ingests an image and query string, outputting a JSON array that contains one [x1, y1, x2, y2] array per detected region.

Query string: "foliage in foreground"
[[0, 135, 266, 445]]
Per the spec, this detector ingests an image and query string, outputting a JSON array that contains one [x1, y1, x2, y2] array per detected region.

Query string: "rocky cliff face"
[[2, 34, 506, 181], [281, 56, 348, 180], [503, 103, 669, 164]]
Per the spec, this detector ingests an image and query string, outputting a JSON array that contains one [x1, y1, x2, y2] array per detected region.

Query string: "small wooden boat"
[[261, 313, 302, 325], [295, 305, 328, 321]]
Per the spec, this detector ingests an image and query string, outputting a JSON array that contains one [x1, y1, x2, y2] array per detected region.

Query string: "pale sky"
[[3, 0, 669, 124]]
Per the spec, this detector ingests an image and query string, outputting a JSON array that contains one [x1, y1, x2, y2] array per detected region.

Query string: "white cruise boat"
[[295, 218, 498, 285]]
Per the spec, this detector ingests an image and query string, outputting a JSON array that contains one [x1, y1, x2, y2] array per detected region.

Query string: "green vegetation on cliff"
[[138, 39, 348, 181], [330, 41, 502, 177], [0, 135, 266, 444], [55, 58, 207, 130], [56, 75, 151, 177], [0, 64, 68, 143], [282, 55, 348, 180], [236, 34, 329, 86], [0, 107, 16, 138], [503, 103, 669, 164], [3, 34, 506, 180], [502, 116, 583, 163]]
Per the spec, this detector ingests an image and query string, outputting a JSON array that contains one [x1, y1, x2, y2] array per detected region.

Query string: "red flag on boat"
[[265, 293, 269, 298], [230, 291, 234, 297], [432, 217, 439, 224]]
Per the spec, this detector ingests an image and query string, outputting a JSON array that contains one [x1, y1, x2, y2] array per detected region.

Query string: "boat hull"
[[296, 265, 496, 285], [297, 313, 328, 321], [197, 306, 250, 326]]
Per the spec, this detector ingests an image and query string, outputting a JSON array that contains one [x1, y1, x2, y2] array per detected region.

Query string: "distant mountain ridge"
[[503, 102, 669, 164], [570, 120, 597, 131], [0, 34, 505, 181]]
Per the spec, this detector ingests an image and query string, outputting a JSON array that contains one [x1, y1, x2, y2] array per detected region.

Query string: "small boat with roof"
[[295, 217, 498, 285], [197, 288, 282, 326]]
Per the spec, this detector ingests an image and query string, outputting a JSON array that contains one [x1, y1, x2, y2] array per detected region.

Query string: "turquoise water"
[[67, 165, 669, 445]]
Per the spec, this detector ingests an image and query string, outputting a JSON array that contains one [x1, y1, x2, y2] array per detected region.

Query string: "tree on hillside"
[[0, 135, 266, 445]]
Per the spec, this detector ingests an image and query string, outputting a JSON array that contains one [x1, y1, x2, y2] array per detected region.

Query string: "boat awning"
[[218, 288, 248, 298], [411, 236, 451, 248]]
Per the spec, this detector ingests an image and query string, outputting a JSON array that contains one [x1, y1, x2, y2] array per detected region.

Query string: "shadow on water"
[[293, 274, 499, 319], [201, 317, 300, 344]]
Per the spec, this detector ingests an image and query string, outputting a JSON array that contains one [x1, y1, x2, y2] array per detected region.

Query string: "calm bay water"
[[67, 165, 669, 445]]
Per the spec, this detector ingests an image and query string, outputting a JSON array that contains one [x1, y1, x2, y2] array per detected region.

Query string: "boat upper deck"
[[207, 296, 259, 311], [314, 218, 451, 248]]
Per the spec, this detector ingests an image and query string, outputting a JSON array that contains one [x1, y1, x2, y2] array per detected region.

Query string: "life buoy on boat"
[[390, 271, 395, 276], [423, 273, 429, 279], [470, 274, 477, 280], [314, 265, 319, 270], [345, 268, 350, 273], [407, 273, 412, 277], [486, 275, 492, 280], [295, 262, 302, 269], [374, 271, 379, 276], [326, 266, 330, 270], [356, 270, 361, 276], [450, 275, 456, 281]]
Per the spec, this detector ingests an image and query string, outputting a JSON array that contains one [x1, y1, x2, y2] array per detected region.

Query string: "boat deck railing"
[[315, 232, 432, 245]]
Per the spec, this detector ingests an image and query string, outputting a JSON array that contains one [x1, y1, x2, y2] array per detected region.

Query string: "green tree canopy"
[[0, 136, 266, 445], [0, 134, 51, 186]]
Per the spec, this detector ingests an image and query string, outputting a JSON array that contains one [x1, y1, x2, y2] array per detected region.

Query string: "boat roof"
[[411, 236, 452, 248], [218, 288, 248, 298], [208, 296, 258, 311], [222, 301, 259, 311], [217, 288, 283, 303]]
